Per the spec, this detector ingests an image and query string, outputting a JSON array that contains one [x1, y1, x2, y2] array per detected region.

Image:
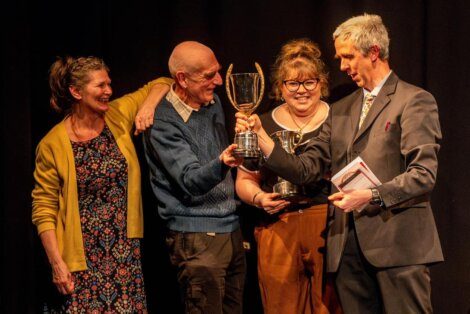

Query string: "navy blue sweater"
[[144, 94, 239, 233]]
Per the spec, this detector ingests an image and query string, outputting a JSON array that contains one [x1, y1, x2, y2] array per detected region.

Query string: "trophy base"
[[233, 148, 261, 159], [234, 131, 260, 159]]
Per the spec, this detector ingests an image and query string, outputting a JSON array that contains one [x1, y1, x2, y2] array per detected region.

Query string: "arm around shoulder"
[[134, 77, 174, 135], [110, 77, 174, 130]]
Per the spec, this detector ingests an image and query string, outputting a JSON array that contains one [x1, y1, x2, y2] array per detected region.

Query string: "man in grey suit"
[[236, 13, 443, 313]]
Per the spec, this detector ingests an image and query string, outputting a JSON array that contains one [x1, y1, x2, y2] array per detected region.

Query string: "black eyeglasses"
[[283, 79, 319, 92]]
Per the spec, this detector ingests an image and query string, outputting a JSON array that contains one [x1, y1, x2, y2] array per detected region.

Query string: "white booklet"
[[331, 157, 381, 211]]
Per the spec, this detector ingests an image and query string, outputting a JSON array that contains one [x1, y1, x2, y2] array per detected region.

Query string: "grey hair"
[[333, 13, 390, 60]]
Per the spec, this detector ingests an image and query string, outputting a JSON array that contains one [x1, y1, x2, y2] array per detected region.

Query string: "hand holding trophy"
[[226, 62, 265, 158]]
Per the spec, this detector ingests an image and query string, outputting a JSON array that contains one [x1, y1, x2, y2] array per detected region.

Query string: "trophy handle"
[[225, 63, 236, 108], [293, 131, 303, 149], [254, 62, 265, 113]]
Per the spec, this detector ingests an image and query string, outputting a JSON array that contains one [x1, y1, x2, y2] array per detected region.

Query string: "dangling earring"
[[280, 96, 285, 102]]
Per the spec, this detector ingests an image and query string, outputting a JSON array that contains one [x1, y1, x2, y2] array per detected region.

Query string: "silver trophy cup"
[[271, 130, 306, 201], [226, 63, 265, 158]]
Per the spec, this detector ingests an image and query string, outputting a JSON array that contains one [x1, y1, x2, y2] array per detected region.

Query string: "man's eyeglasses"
[[283, 79, 319, 92]]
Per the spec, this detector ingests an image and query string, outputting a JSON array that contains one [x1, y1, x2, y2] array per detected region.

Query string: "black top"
[[241, 105, 330, 219]]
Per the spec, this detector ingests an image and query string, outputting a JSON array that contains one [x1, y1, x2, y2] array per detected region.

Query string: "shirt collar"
[[363, 70, 393, 98], [166, 83, 215, 123]]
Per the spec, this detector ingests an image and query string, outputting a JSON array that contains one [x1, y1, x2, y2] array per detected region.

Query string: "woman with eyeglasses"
[[236, 39, 340, 313]]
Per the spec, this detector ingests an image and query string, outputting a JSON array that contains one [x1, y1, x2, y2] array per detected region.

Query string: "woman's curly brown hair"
[[270, 38, 329, 101]]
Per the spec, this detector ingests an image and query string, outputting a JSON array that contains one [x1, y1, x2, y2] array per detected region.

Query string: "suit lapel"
[[353, 72, 399, 142]]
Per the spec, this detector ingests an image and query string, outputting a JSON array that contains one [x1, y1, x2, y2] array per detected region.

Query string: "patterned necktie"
[[358, 93, 375, 128]]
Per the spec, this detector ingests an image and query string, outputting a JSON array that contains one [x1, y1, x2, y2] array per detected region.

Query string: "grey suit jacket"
[[265, 72, 444, 272]]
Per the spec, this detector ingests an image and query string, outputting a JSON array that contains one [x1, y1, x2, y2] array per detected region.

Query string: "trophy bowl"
[[226, 63, 265, 158], [271, 130, 307, 202]]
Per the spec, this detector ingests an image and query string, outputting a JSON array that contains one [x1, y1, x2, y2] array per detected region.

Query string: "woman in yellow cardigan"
[[32, 56, 171, 312]]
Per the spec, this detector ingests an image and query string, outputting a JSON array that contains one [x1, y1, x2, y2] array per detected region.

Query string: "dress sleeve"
[[265, 110, 332, 185]]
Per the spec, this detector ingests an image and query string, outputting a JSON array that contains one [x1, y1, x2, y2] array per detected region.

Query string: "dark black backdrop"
[[2, 0, 470, 313]]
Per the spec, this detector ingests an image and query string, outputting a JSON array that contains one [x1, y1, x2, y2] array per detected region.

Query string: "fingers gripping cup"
[[226, 63, 265, 158]]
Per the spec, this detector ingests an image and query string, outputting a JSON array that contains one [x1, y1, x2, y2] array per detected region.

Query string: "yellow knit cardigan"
[[32, 77, 172, 272]]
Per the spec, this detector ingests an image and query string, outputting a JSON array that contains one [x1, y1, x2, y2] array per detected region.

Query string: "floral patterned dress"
[[65, 125, 147, 313]]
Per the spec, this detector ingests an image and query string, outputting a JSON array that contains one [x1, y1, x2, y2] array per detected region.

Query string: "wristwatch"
[[370, 188, 384, 207]]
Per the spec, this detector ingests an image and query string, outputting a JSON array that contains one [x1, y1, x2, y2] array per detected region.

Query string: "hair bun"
[[280, 38, 321, 61]]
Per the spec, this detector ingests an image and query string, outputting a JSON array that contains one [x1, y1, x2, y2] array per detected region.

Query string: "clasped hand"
[[52, 259, 75, 295], [219, 144, 243, 167], [254, 191, 290, 215], [134, 106, 155, 135], [235, 112, 261, 133]]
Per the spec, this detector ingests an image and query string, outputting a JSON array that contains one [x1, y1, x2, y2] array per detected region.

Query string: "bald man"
[[143, 41, 246, 313]]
